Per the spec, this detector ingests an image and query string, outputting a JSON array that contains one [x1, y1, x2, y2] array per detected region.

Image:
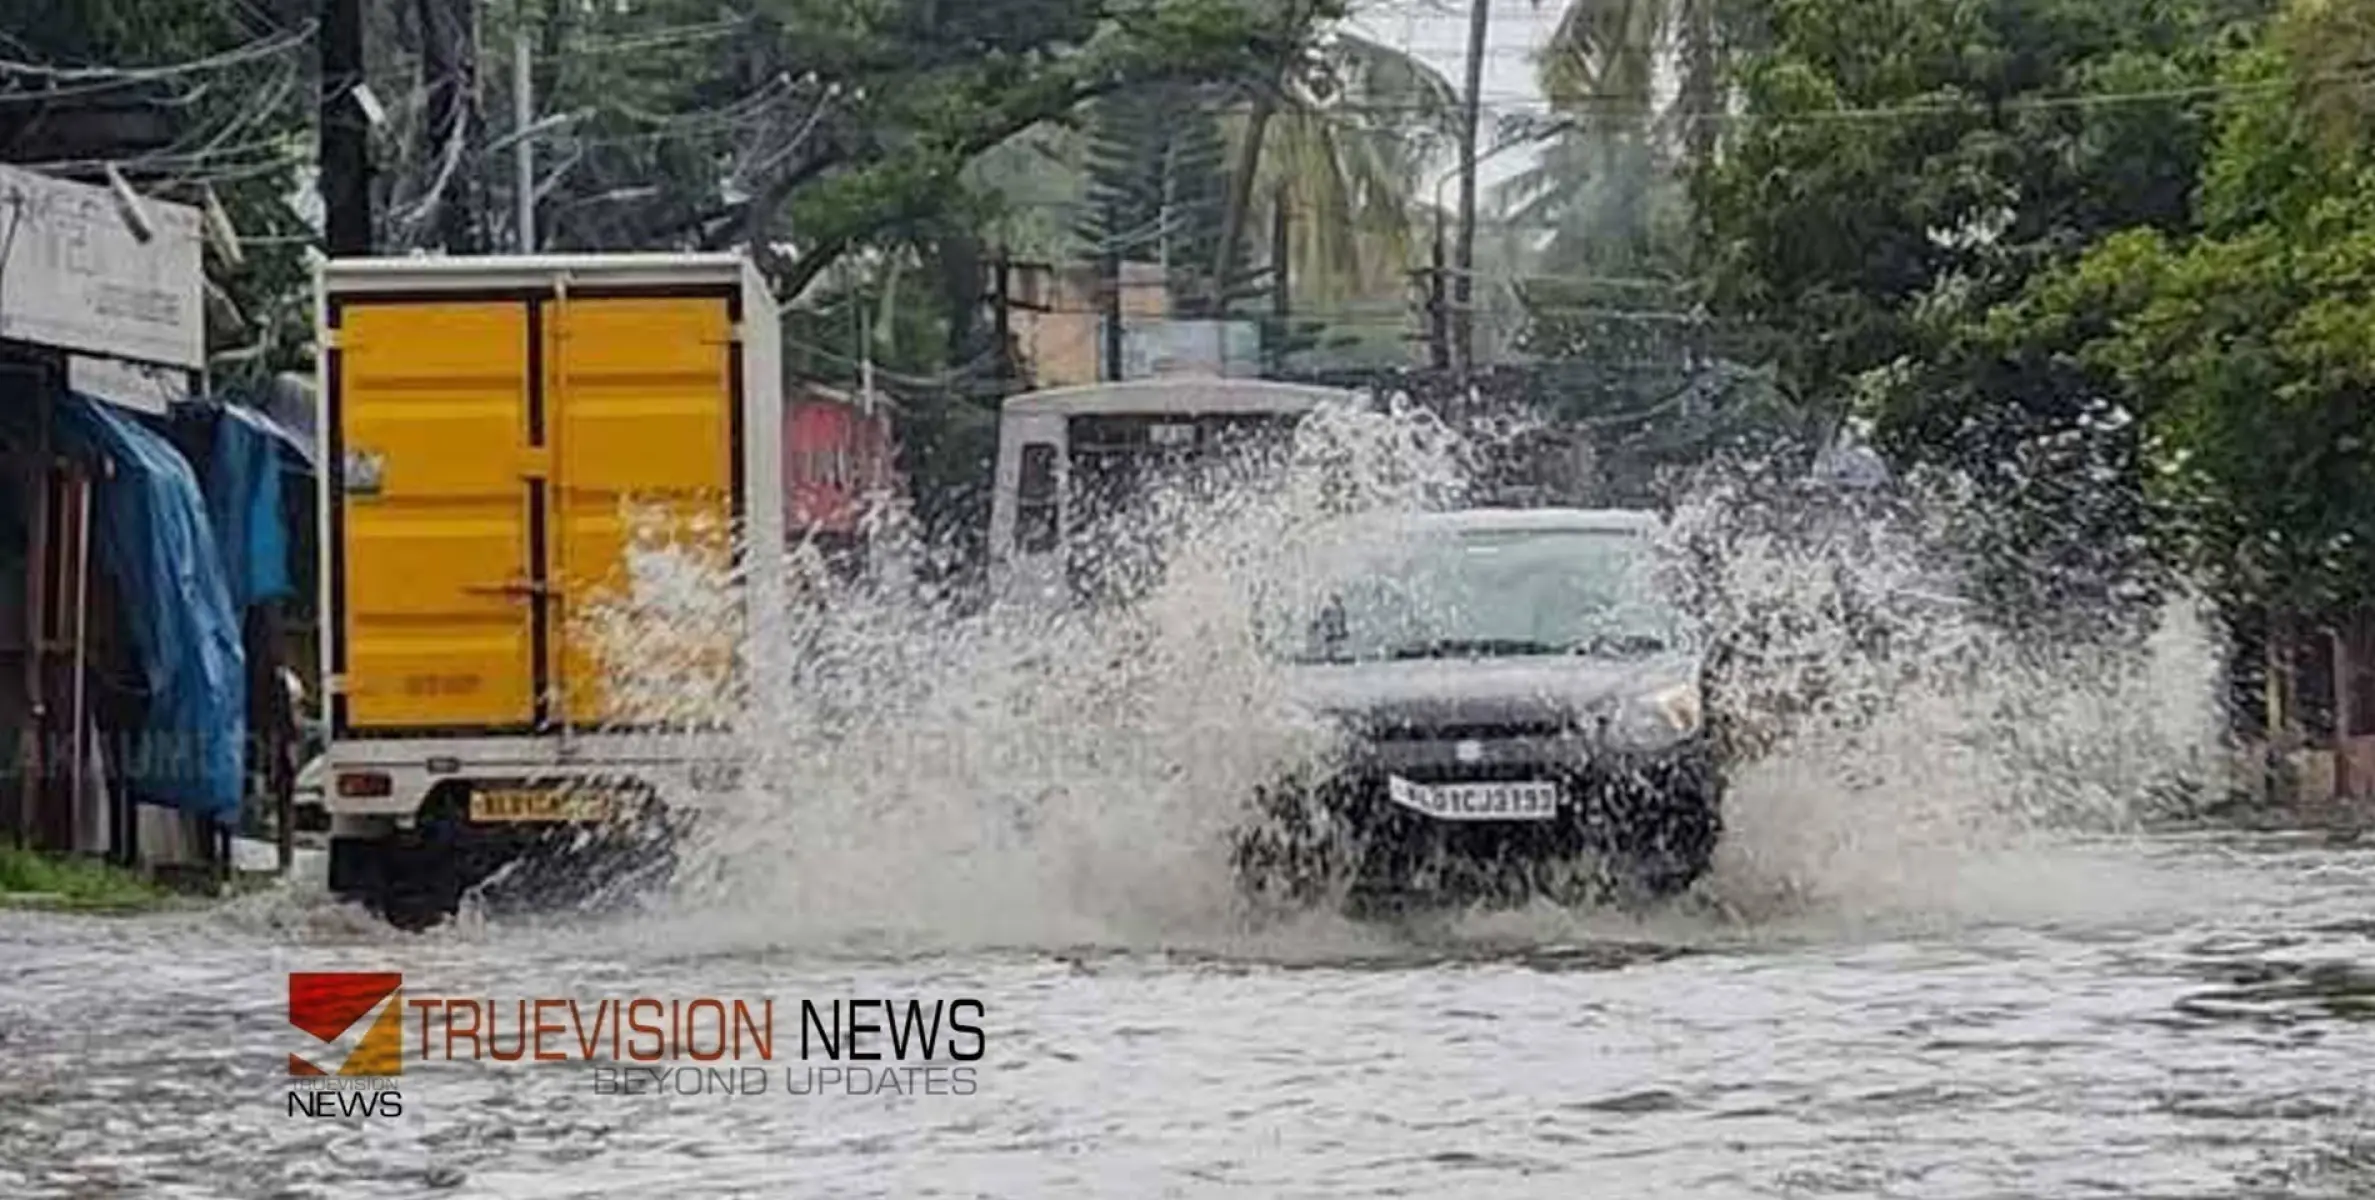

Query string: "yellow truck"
[[313, 253, 783, 929]]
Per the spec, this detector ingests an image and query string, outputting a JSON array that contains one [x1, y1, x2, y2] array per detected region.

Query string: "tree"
[[1218, 14, 1471, 366], [1688, 0, 2272, 631], [1991, 10, 2375, 615], [1535, 0, 1725, 164], [1696, 0, 2270, 417], [1229, 26, 1462, 307], [1499, 0, 1727, 284], [376, 0, 1293, 303], [1042, 6, 1459, 313], [1079, 83, 1235, 315]]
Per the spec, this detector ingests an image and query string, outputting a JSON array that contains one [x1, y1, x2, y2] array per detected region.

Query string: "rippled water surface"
[[12, 400, 2358, 1196], [4, 829, 2373, 1199]]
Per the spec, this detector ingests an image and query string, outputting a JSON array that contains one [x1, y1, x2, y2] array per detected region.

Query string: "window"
[[1275, 527, 1681, 664], [1015, 442, 1059, 554]]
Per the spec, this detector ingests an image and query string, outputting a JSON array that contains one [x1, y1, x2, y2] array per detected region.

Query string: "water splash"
[[568, 395, 2233, 953], [569, 397, 1471, 952], [1659, 455, 2234, 924]]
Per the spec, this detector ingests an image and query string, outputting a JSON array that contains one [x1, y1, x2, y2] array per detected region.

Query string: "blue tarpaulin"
[[195, 404, 298, 611], [56, 392, 246, 823]]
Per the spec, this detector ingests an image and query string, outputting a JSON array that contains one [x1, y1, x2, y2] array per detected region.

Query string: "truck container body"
[[313, 253, 782, 924]]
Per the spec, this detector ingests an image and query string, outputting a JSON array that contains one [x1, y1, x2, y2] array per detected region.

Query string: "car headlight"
[[1609, 681, 1703, 750]]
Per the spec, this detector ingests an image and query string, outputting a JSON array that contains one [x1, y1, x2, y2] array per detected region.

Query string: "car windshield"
[[1282, 524, 1685, 664]]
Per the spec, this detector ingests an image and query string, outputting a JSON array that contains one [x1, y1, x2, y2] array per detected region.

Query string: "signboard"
[[67, 353, 187, 415], [1099, 318, 1262, 381], [0, 164, 204, 370], [784, 392, 898, 535]]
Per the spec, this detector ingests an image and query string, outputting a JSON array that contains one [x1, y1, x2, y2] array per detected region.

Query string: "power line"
[[1293, 66, 2361, 124], [0, 24, 313, 84]]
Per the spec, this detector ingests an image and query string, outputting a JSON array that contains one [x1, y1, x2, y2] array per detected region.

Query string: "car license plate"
[[468, 788, 617, 824], [1384, 777, 1561, 821]]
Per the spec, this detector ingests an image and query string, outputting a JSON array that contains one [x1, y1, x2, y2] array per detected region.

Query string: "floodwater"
[[3, 829, 2373, 1198], [7, 399, 2368, 1197]]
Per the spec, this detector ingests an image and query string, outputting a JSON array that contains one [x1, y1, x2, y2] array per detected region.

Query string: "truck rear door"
[[331, 290, 738, 738], [542, 294, 736, 728]]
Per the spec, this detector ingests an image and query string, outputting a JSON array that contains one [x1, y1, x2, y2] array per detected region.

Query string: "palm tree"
[[964, 12, 1460, 311], [1533, 0, 1722, 164], [1493, 0, 1721, 287], [1221, 28, 1463, 305]]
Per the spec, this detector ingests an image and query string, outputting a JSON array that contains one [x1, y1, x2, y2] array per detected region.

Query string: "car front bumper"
[[1238, 733, 1724, 908]]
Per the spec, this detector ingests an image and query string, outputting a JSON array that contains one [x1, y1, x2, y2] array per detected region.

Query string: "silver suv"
[[1235, 507, 1721, 914]]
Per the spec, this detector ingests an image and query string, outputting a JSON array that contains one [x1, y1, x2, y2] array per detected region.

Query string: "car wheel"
[[1608, 789, 1722, 900], [1231, 780, 1351, 910]]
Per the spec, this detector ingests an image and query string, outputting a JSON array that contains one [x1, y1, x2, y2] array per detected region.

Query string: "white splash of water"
[[1658, 463, 2234, 926], [565, 397, 2234, 954], [571, 397, 1476, 952]]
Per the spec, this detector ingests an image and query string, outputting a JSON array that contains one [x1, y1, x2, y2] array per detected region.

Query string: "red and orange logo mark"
[[289, 972, 404, 1077]]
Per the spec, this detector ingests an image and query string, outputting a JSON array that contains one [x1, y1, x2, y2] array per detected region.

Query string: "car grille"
[[1358, 718, 1579, 743]]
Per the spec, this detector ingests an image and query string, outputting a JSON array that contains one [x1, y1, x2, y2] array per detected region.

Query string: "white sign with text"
[[0, 164, 204, 369]]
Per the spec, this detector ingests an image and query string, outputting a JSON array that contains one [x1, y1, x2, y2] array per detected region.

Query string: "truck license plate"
[[1385, 777, 1561, 822], [468, 789, 617, 824]]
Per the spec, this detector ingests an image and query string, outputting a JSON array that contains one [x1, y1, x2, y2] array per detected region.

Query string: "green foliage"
[[1508, 0, 1726, 434], [1994, 34, 2375, 611], [1079, 84, 1233, 314], [1687, 0, 2375, 617], [1696, 0, 2253, 414], [1687, 0, 2292, 629], [0, 846, 172, 912]]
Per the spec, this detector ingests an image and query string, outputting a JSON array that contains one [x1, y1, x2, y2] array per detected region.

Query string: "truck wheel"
[[377, 882, 457, 933], [328, 834, 461, 932], [326, 834, 384, 907]]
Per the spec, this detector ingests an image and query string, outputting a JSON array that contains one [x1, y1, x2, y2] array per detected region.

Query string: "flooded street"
[[4, 828, 2372, 1198], [8, 401, 2327, 1198], [6, 403, 2354, 1197], [17, 0, 2375, 1191]]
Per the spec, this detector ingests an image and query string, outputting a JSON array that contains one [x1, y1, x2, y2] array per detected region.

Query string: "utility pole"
[[991, 250, 1013, 386], [1100, 202, 1124, 382], [1427, 208, 1451, 372], [1266, 185, 1289, 376], [320, 0, 372, 257], [1452, 0, 1490, 378], [513, 25, 535, 252]]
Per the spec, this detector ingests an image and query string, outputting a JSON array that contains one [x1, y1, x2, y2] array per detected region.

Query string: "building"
[[0, 163, 310, 879], [1007, 260, 1263, 388], [783, 381, 903, 574]]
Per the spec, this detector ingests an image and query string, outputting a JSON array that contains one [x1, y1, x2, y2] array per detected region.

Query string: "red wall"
[[784, 392, 900, 536]]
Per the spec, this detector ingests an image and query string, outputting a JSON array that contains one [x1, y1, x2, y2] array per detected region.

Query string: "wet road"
[[2, 828, 2372, 1199]]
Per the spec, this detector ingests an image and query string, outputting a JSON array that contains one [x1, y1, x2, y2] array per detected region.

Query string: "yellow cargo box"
[[316, 254, 784, 744]]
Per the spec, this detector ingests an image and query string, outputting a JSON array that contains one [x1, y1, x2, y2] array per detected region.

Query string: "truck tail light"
[[336, 771, 393, 798]]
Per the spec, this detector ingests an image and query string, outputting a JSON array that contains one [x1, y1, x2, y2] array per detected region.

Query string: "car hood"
[[1281, 651, 1700, 731]]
